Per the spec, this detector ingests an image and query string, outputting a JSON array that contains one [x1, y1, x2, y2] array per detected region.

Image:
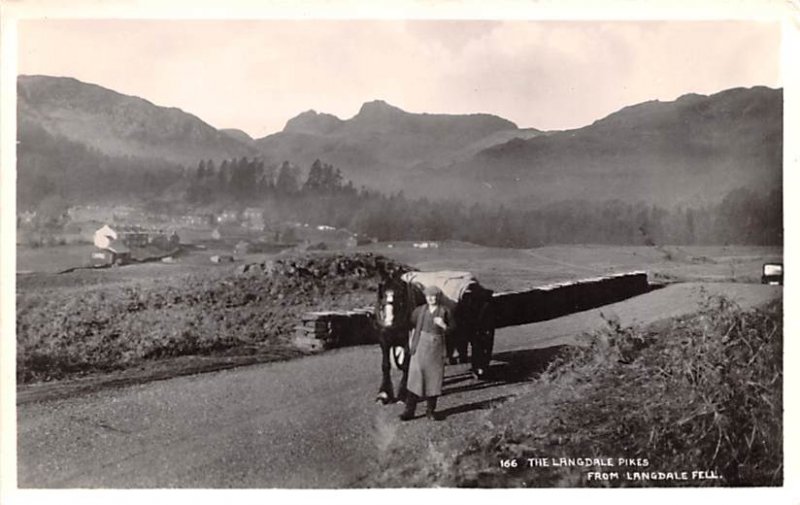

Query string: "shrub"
[[17, 252, 408, 383], [538, 295, 783, 486]]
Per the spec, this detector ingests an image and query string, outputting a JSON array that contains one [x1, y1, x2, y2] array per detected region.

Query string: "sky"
[[17, 19, 781, 138]]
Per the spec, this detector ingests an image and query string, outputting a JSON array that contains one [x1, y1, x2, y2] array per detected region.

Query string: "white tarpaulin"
[[400, 270, 479, 306]]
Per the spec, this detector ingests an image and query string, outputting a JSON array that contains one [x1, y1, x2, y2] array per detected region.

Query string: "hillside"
[[439, 86, 782, 208], [221, 128, 255, 144], [255, 99, 528, 186], [18, 75, 259, 165]]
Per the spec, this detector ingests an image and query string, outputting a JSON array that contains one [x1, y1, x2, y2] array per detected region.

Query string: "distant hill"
[[433, 86, 782, 208], [18, 75, 259, 165], [221, 128, 255, 145], [255, 99, 528, 187]]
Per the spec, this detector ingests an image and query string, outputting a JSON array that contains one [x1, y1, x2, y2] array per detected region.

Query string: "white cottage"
[[93, 224, 118, 249]]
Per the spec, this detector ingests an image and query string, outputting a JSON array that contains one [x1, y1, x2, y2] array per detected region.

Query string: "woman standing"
[[400, 285, 453, 421]]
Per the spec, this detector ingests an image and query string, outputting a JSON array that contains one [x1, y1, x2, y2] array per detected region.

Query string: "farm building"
[[90, 241, 131, 267], [217, 210, 239, 224], [242, 208, 266, 230], [177, 213, 214, 227], [93, 224, 118, 249], [345, 235, 375, 248], [147, 231, 180, 249], [94, 224, 180, 251]]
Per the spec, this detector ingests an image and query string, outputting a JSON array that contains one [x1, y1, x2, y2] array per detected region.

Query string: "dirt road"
[[16, 282, 781, 488]]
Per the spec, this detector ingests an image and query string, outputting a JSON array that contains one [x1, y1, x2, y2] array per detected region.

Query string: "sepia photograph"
[[0, 0, 796, 501]]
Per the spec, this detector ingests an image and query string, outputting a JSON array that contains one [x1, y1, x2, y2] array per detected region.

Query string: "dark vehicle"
[[761, 263, 783, 285], [373, 269, 495, 404]]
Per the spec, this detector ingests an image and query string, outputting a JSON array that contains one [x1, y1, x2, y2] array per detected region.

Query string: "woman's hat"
[[423, 285, 442, 296]]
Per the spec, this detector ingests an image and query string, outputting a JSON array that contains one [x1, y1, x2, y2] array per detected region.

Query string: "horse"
[[373, 269, 421, 404], [373, 269, 496, 404]]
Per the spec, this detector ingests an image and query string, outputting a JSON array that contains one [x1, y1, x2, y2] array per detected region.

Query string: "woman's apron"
[[407, 308, 446, 398]]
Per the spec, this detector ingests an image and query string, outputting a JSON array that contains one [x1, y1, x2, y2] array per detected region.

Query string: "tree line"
[[17, 127, 782, 247], [185, 158, 355, 204], [181, 156, 781, 246]]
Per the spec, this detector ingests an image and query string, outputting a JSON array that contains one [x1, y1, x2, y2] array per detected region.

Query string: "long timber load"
[[491, 271, 650, 329]]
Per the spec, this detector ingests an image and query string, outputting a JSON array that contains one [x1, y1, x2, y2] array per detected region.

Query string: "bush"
[[538, 295, 783, 486], [17, 252, 408, 383]]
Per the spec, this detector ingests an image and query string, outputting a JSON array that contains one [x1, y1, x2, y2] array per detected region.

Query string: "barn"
[[90, 241, 131, 267]]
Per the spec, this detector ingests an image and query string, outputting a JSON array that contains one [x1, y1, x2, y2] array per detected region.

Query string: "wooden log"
[[492, 271, 649, 329]]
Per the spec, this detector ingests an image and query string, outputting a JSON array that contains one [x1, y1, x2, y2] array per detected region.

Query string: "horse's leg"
[[396, 342, 410, 402], [456, 329, 470, 364], [445, 333, 458, 365], [376, 335, 394, 404], [469, 329, 483, 376], [396, 355, 409, 402], [471, 305, 495, 379]]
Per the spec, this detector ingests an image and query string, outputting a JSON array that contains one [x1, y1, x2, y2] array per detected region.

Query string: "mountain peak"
[[283, 109, 343, 135], [356, 100, 407, 117]]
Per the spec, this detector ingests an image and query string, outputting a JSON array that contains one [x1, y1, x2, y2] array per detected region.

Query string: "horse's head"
[[376, 273, 416, 330]]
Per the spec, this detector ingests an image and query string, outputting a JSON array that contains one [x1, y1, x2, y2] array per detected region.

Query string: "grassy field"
[[17, 239, 781, 287], [16, 244, 96, 274], [359, 242, 782, 291]]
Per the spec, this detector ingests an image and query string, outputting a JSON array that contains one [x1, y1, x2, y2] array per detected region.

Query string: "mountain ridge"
[[438, 85, 782, 208], [16, 75, 782, 211], [18, 74, 259, 165]]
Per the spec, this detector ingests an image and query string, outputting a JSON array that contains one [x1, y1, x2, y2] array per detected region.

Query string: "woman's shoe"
[[425, 397, 443, 420], [399, 394, 417, 421]]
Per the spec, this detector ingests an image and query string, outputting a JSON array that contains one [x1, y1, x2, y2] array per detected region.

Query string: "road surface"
[[16, 282, 781, 488]]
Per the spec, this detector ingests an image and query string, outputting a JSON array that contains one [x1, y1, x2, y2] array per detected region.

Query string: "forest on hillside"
[[17, 126, 782, 247]]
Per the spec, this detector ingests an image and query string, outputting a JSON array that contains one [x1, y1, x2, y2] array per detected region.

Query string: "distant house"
[[345, 235, 374, 248], [115, 225, 149, 247], [218, 210, 239, 224], [243, 207, 262, 221], [147, 230, 180, 249], [94, 224, 178, 251], [353, 234, 376, 246], [243, 208, 266, 231], [413, 242, 440, 249], [90, 239, 131, 266], [94, 224, 118, 249]]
